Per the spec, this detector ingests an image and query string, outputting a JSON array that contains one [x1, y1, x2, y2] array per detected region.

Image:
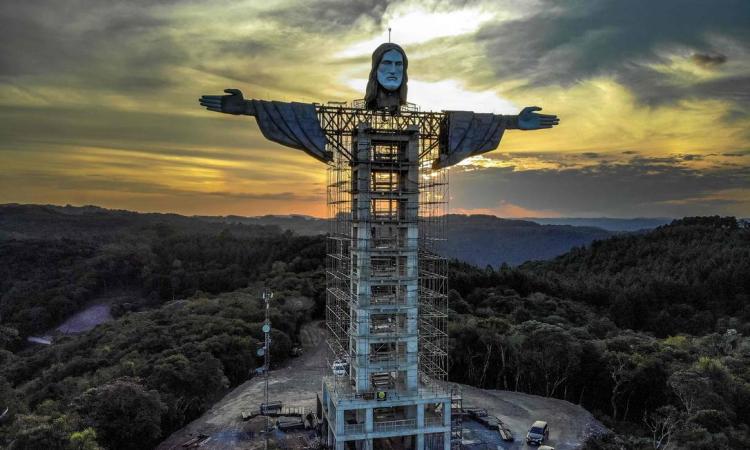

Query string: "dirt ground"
[[157, 322, 327, 450], [158, 322, 605, 450], [459, 386, 607, 449]]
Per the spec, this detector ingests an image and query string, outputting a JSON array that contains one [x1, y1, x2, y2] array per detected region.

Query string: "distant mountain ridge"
[[1, 204, 616, 266], [522, 217, 673, 232], [0, 203, 283, 242], [442, 214, 613, 266], [207, 213, 615, 266]]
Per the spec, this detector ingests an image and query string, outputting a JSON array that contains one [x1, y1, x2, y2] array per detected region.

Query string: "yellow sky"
[[0, 0, 748, 218]]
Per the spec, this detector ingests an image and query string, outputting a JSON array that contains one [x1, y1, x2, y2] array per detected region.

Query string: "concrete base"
[[321, 379, 451, 450]]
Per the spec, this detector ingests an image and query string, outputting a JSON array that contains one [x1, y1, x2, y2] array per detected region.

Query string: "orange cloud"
[[452, 201, 562, 218]]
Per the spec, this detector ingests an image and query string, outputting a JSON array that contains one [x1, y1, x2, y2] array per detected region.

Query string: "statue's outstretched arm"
[[436, 106, 560, 168], [515, 106, 560, 130], [198, 88, 330, 163], [199, 88, 256, 116]]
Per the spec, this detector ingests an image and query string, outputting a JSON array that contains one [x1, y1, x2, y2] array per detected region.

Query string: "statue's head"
[[365, 43, 408, 110]]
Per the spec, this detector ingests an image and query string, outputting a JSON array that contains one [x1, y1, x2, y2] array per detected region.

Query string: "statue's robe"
[[251, 100, 330, 163], [250, 100, 512, 168], [433, 111, 512, 169]]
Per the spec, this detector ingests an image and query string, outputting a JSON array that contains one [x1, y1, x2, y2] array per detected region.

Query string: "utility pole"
[[262, 287, 273, 449]]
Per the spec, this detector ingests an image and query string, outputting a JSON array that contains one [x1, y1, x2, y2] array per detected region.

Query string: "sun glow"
[[343, 77, 517, 113], [336, 7, 497, 58]]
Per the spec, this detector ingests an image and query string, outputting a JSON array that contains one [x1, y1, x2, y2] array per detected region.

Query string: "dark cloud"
[[691, 52, 728, 67], [623, 70, 750, 105], [0, 4, 162, 71], [0, 1, 184, 92], [451, 154, 750, 217], [723, 150, 750, 157], [476, 0, 750, 104], [0, 105, 262, 151], [690, 75, 750, 104], [678, 154, 706, 161], [259, 0, 392, 32], [215, 38, 275, 58]]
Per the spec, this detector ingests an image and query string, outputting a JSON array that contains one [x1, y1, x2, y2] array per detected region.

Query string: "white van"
[[332, 360, 348, 377]]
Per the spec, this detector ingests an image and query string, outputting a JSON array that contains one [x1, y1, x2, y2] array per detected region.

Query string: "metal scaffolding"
[[323, 101, 449, 402]]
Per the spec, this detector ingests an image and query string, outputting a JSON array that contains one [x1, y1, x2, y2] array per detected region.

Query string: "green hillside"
[[0, 211, 748, 449], [518, 216, 750, 336]]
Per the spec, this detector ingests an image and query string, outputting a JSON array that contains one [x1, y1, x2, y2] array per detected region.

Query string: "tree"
[[0, 376, 21, 425], [643, 406, 683, 450], [669, 371, 710, 415], [515, 321, 582, 398], [8, 414, 74, 450], [605, 351, 638, 421], [0, 325, 20, 350], [68, 428, 102, 450], [79, 378, 166, 450]]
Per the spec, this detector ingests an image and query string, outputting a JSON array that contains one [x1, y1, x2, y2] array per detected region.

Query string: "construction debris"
[[277, 416, 306, 432], [180, 434, 210, 448]]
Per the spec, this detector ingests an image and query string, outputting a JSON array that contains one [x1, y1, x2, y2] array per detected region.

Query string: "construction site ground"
[[157, 322, 606, 450]]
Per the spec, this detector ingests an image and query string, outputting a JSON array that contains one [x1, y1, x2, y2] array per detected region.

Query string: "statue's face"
[[377, 49, 403, 91]]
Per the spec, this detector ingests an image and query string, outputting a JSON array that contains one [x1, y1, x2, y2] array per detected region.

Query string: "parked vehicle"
[[539, 446, 555, 450], [526, 420, 549, 445], [332, 359, 348, 376]]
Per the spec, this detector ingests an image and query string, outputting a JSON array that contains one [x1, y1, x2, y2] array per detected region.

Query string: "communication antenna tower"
[[261, 288, 273, 446]]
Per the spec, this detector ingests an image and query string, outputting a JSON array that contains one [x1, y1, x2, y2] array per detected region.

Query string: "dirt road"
[[158, 322, 605, 449], [459, 385, 606, 449], [157, 322, 327, 450]]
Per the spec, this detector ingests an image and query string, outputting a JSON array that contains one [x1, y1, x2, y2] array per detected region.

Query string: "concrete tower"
[[320, 109, 452, 450]]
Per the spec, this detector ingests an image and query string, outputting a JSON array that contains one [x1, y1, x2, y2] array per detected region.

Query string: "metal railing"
[[341, 417, 447, 437], [344, 423, 365, 434], [374, 418, 417, 433]]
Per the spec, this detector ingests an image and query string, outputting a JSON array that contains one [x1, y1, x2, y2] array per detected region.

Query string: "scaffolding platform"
[[321, 102, 450, 450]]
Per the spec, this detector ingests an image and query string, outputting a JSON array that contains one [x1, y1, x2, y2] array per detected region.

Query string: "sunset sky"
[[1, 0, 748, 218]]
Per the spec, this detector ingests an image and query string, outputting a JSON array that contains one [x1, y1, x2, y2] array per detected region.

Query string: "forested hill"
[[0, 205, 324, 339], [1, 210, 749, 448], [0, 204, 615, 266], [1, 204, 329, 448], [442, 214, 612, 266], [516, 216, 750, 336], [446, 217, 750, 448], [202, 212, 616, 266], [0, 204, 282, 241]]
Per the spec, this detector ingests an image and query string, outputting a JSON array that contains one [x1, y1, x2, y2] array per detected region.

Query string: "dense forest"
[[0, 207, 326, 449], [447, 216, 750, 448], [518, 216, 750, 336], [1, 207, 749, 449]]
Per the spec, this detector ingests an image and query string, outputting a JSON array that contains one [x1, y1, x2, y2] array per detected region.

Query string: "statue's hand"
[[199, 88, 247, 115], [517, 106, 559, 130]]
